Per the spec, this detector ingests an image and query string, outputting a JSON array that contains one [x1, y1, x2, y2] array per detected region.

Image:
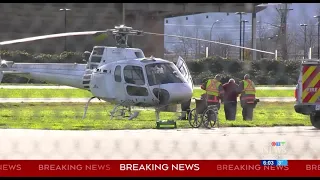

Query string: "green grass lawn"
[[0, 102, 309, 130], [0, 89, 293, 98]]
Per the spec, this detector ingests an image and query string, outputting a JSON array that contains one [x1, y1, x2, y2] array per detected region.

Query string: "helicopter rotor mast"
[[105, 25, 144, 48]]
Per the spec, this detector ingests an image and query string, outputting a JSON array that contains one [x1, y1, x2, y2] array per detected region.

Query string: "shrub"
[[0, 51, 301, 85]]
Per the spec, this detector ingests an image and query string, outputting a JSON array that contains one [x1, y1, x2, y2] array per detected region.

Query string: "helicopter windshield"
[[145, 63, 186, 86]]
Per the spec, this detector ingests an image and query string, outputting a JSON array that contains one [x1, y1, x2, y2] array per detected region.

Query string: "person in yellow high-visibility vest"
[[237, 74, 259, 120], [200, 74, 224, 110]]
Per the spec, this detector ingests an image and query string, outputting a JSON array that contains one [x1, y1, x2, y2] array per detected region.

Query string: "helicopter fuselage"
[[90, 58, 193, 107], [0, 46, 193, 108]]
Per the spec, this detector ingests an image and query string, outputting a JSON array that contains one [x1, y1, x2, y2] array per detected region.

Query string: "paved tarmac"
[[0, 127, 318, 160]]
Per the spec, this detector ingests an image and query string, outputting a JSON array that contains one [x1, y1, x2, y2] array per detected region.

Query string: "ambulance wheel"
[[188, 109, 202, 128], [310, 113, 320, 129]]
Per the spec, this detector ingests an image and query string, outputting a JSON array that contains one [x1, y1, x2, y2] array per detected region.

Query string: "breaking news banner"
[[0, 160, 320, 177]]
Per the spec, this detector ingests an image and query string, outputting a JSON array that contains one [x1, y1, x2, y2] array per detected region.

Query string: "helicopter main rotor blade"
[[144, 32, 275, 55], [0, 31, 107, 46]]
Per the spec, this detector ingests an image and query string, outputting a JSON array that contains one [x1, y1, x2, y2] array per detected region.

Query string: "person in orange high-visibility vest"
[[237, 74, 258, 120], [200, 74, 224, 110]]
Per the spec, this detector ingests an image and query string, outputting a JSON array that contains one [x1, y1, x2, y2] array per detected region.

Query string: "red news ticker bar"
[[0, 160, 320, 177]]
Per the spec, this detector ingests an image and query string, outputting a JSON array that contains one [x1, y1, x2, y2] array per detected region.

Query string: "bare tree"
[[208, 33, 233, 58], [286, 25, 300, 60], [256, 17, 270, 59], [295, 16, 318, 59], [168, 15, 207, 60], [270, 3, 293, 60], [192, 15, 205, 59], [169, 18, 193, 60], [306, 20, 317, 56]]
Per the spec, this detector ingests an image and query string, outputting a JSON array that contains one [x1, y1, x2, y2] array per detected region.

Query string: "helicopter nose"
[[169, 83, 193, 103]]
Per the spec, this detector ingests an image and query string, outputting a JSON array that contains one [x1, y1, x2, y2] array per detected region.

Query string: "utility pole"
[[300, 24, 308, 59], [236, 12, 246, 61], [242, 20, 249, 61], [277, 4, 293, 60], [314, 15, 320, 59], [59, 8, 71, 52]]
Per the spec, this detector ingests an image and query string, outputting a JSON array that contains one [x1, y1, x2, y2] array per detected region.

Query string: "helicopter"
[[0, 24, 275, 126], [0, 25, 196, 125]]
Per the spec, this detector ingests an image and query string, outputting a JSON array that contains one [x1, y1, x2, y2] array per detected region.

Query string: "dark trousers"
[[224, 101, 237, 120], [180, 99, 191, 120], [240, 100, 255, 120]]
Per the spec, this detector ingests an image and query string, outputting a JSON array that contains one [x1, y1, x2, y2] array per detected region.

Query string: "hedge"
[[185, 56, 301, 85], [0, 50, 301, 85], [0, 50, 84, 63]]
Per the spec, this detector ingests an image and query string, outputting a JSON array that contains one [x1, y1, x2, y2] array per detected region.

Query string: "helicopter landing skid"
[[155, 106, 177, 129], [110, 102, 140, 120], [82, 96, 98, 119]]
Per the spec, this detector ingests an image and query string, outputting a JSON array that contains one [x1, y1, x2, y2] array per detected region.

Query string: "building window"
[[124, 65, 145, 85], [114, 65, 121, 82]]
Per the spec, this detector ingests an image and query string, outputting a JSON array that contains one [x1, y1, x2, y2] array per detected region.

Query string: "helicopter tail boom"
[[0, 63, 88, 89]]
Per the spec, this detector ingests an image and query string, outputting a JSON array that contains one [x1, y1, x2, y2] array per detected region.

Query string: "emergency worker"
[[222, 78, 239, 120], [200, 74, 224, 110], [237, 74, 257, 120]]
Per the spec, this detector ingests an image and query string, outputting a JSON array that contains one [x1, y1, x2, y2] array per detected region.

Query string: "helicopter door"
[[123, 65, 150, 106], [176, 56, 194, 88], [114, 65, 126, 101]]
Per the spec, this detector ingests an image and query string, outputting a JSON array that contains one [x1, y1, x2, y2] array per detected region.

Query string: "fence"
[[0, 3, 319, 161]]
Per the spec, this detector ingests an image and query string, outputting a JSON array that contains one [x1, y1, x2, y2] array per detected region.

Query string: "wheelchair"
[[188, 97, 219, 129]]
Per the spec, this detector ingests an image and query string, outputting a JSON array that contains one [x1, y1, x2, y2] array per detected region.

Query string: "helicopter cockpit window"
[[145, 63, 186, 86], [114, 65, 122, 82], [92, 48, 104, 55], [134, 52, 144, 58], [124, 65, 145, 85], [90, 56, 102, 63]]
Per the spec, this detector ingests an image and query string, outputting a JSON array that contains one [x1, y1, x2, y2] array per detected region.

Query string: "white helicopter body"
[[0, 27, 194, 122], [0, 24, 271, 123], [91, 57, 193, 105]]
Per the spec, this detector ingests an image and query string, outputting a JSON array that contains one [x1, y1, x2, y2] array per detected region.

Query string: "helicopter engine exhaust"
[[153, 88, 170, 105]]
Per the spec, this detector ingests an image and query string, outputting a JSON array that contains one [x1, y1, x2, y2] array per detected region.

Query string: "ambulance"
[[294, 59, 320, 129]]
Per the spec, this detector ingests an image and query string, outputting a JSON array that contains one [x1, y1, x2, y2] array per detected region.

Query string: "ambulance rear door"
[[300, 60, 320, 109]]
